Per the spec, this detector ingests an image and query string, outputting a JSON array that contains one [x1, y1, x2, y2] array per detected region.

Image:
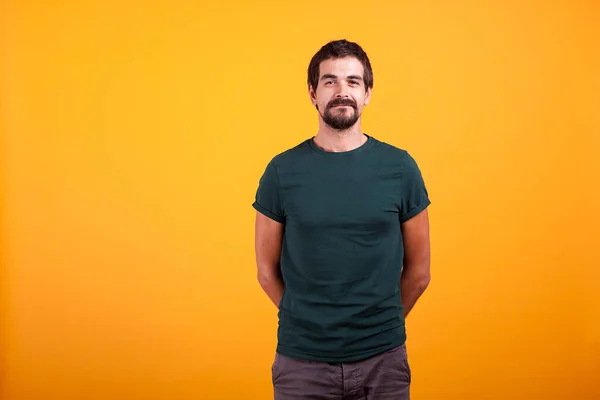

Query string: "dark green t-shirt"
[[252, 134, 431, 363]]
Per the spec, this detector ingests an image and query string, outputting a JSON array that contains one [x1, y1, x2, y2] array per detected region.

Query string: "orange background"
[[2, 1, 599, 399]]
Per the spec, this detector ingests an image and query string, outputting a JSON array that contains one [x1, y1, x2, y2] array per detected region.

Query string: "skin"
[[255, 56, 431, 317], [309, 56, 372, 152], [399, 208, 431, 317], [255, 213, 285, 308]]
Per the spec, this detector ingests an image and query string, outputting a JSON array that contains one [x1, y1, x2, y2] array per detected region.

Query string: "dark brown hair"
[[307, 39, 374, 92]]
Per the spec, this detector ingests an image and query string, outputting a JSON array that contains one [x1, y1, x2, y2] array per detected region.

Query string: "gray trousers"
[[272, 343, 411, 400]]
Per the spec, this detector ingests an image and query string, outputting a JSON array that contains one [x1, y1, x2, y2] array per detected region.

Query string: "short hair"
[[307, 39, 374, 92]]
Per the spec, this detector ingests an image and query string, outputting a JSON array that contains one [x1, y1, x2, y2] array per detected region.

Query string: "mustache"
[[327, 98, 357, 109]]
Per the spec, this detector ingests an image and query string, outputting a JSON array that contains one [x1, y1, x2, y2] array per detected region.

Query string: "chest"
[[281, 169, 401, 233]]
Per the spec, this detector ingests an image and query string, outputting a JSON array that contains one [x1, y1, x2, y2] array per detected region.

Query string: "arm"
[[255, 211, 285, 309], [400, 208, 431, 318]]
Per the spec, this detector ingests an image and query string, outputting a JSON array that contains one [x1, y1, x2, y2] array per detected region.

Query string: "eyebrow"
[[320, 74, 363, 82]]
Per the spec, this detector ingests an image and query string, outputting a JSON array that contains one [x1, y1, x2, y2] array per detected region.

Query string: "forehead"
[[319, 56, 364, 78]]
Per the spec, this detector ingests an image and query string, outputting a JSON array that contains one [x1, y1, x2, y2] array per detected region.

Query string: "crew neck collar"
[[309, 134, 375, 155]]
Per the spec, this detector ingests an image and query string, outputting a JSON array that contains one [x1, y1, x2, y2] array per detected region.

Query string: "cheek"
[[358, 95, 368, 107], [355, 91, 366, 102], [319, 96, 331, 108]]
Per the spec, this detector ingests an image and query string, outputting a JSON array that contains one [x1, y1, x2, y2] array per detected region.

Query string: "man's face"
[[309, 56, 372, 131]]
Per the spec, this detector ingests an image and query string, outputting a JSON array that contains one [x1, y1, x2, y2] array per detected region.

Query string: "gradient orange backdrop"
[[2, 1, 599, 399]]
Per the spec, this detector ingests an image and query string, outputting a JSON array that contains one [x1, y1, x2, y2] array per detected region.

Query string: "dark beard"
[[321, 99, 360, 130]]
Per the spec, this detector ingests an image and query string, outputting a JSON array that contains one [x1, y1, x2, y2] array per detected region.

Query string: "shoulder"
[[266, 138, 313, 167], [370, 137, 417, 166]]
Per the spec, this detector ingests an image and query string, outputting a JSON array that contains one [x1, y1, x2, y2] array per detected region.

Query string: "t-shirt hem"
[[275, 337, 407, 363], [252, 201, 285, 224]]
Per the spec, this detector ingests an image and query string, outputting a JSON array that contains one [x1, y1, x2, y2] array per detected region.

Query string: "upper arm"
[[398, 150, 431, 276], [401, 208, 431, 276], [255, 212, 284, 280], [252, 158, 286, 280]]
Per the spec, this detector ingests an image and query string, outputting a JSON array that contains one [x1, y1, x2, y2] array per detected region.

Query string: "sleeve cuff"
[[400, 199, 431, 223], [252, 201, 285, 224]]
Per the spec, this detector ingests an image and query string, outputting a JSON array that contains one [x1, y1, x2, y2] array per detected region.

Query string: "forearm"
[[258, 271, 285, 309], [400, 265, 430, 318]]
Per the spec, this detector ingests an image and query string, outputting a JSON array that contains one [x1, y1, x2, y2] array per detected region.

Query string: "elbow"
[[418, 274, 431, 291], [403, 267, 431, 292], [257, 272, 269, 288], [257, 270, 279, 289]]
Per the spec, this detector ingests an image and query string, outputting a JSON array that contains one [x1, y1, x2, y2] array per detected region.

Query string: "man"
[[252, 39, 431, 400]]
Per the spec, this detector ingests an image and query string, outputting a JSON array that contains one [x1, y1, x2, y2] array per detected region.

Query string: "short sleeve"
[[252, 159, 285, 224], [399, 151, 431, 223]]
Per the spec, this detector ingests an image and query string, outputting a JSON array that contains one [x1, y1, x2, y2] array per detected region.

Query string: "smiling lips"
[[330, 103, 355, 109]]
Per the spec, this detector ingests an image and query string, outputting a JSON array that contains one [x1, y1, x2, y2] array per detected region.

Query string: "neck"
[[313, 121, 366, 152]]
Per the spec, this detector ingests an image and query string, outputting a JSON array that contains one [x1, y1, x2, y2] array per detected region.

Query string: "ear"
[[364, 87, 372, 106], [308, 85, 318, 106]]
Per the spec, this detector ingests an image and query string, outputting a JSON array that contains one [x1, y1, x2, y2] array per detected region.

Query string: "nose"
[[335, 82, 349, 97]]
